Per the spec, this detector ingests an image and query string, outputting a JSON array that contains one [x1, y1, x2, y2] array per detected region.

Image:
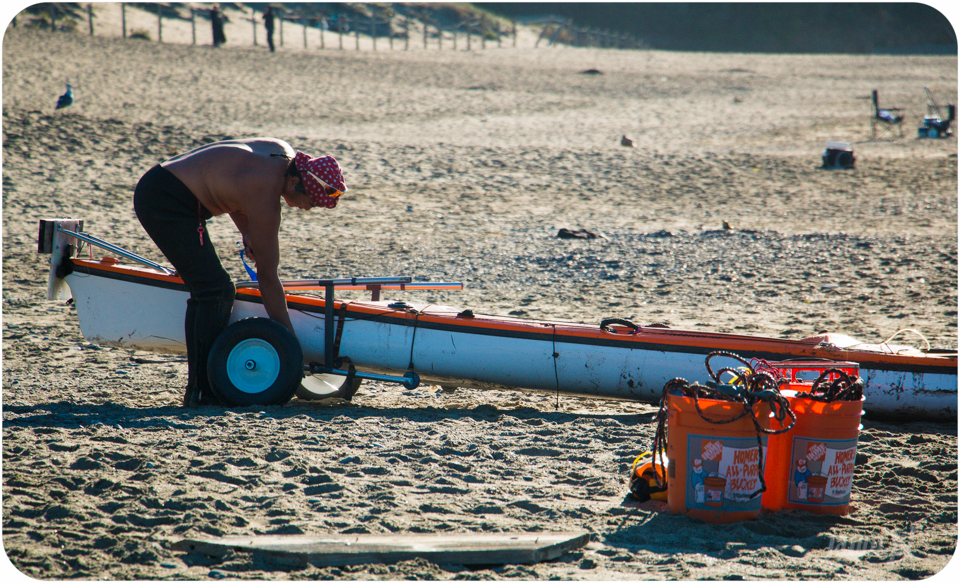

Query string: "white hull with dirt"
[[41, 220, 959, 420]]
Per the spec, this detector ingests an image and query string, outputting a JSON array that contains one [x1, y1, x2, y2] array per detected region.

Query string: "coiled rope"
[[749, 358, 864, 402]]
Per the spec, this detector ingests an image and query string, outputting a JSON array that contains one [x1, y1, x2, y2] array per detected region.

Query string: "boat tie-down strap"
[[332, 301, 350, 364], [551, 324, 561, 408], [406, 310, 421, 382]]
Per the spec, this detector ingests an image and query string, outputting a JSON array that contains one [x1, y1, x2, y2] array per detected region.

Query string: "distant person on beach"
[[263, 6, 276, 52], [133, 138, 347, 406], [211, 4, 226, 47]]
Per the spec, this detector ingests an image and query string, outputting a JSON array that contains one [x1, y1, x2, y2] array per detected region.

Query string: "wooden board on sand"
[[173, 531, 591, 567]]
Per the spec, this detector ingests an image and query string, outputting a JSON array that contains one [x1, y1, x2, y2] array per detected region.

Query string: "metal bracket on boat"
[[50, 222, 176, 276], [39, 219, 175, 301], [307, 276, 421, 390]]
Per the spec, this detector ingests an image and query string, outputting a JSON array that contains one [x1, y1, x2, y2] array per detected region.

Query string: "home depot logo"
[[807, 442, 827, 462], [702, 440, 723, 461]]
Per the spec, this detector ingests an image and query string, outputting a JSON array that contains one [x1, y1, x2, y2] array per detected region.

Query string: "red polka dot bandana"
[[293, 151, 347, 209]]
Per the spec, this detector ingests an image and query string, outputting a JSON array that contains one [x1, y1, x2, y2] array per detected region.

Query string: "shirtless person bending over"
[[133, 138, 346, 406]]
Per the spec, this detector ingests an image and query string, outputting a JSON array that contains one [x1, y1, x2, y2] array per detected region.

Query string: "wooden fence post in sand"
[[121, 3, 126, 38], [156, 3, 162, 43], [87, 4, 94, 36], [318, 18, 325, 49], [191, 8, 196, 45], [371, 15, 376, 51], [251, 9, 257, 46], [355, 22, 360, 50], [303, 17, 307, 48]]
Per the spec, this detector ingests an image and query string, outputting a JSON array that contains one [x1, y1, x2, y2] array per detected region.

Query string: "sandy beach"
[[2, 4, 958, 580]]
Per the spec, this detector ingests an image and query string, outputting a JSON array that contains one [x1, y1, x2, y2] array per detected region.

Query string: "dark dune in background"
[[13, 2, 956, 54], [481, 2, 957, 54]]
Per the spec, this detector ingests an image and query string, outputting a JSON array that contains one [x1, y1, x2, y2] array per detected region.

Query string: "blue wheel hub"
[[226, 339, 280, 394]]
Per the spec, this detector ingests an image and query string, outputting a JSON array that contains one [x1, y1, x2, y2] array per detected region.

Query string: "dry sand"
[[2, 4, 959, 580]]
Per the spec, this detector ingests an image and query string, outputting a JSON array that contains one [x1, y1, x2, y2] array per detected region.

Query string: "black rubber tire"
[[207, 318, 303, 407]]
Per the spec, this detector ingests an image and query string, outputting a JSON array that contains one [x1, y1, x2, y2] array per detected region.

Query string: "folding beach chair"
[[871, 89, 903, 138]]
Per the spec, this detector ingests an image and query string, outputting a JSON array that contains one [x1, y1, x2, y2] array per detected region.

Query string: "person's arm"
[[244, 208, 295, 335], [229, 211, 254, 261]]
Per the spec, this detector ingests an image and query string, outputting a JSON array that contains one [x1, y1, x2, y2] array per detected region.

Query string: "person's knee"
[[192, 280, 236, 306]]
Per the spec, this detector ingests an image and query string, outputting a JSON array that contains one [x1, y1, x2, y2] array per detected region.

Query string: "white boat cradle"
[[38, 220, 958, 420]]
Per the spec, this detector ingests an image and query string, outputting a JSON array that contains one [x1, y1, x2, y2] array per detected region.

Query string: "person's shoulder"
[[210, 138, 292, 158], [254, 138, 295, 158]]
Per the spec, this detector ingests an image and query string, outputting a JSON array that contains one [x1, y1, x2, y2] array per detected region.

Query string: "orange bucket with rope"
[[760, 364, 864, 515], [653, 352, 793, 524], [665, 390, 773, 522]]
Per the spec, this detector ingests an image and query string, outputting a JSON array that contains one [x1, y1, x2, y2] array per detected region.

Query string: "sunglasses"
[[304, 169, 344, 198]]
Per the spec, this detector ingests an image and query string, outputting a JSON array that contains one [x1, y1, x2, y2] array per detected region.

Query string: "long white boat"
[[39, 220, 958, 420]]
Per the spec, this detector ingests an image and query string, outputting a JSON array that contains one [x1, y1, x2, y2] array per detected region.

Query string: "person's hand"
[[243, 235, 256, 263]]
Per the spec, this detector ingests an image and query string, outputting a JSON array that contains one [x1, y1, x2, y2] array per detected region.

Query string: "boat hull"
[[63, 259, 958, 420]]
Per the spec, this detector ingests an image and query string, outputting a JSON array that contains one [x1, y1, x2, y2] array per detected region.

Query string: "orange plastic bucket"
[[666, 392, 772, 523], [762, 392, 864, 514]]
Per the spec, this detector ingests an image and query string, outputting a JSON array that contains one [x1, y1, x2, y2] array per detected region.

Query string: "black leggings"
[[134, 165, 235, 404]]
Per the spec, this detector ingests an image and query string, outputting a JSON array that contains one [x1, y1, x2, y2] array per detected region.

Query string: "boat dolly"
[[238, 276, 423, 398], [40, 220, 456, 405]]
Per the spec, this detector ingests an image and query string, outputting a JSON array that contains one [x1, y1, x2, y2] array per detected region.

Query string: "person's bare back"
[[161, 138, 295, 217], [159, 138, 307, 334]]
